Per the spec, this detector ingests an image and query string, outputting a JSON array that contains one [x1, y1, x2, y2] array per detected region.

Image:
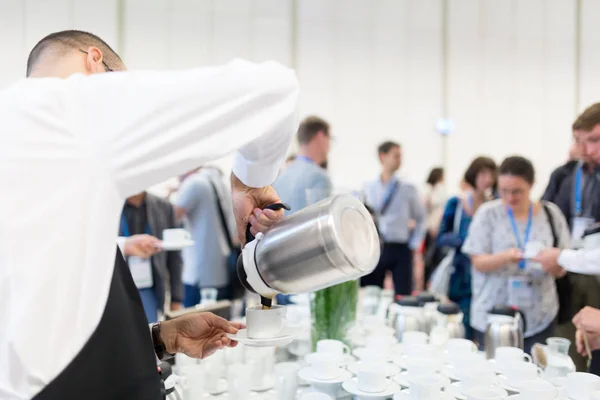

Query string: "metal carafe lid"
[[437, 303, 461, 315], [396, 296, 422, 307], [417, 292, 438, 304]]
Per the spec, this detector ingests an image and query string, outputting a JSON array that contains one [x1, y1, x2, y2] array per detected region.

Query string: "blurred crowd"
[[123, 103, 600, 372]]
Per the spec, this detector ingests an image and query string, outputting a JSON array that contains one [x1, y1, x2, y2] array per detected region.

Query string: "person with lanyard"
[[436, 156, 497, 339], [462, 156, 571, 354], [534, 105, 600, 375], [118, 191, 184, 323], [0, 30, 299, 399], [362, 141, 427, 295]]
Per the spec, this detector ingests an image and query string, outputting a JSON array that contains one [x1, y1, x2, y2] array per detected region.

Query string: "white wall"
[[0, 0, 596, 197]]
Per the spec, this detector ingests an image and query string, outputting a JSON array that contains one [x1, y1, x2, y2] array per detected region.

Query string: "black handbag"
[[208, 181, 244, 299]]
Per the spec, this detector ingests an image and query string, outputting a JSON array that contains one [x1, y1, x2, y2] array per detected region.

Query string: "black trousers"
[[361, 242, 413, 296]]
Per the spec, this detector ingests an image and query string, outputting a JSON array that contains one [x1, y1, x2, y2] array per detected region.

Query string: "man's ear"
[[83, 46, 105, 74]]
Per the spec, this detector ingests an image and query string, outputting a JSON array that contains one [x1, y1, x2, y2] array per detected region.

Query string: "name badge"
[[572, 217, 595, 248], [129, 256, 153, 289], [508, 276, 533, 309]]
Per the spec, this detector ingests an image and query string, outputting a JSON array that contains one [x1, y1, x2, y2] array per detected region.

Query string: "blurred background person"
[[119, 191, 184, 323], [463, 156, 571, 353], [435, 156, 497, 339], [362, 141, 427, 295], [175, 167, 235, 307], [422, 166, 446, 281]]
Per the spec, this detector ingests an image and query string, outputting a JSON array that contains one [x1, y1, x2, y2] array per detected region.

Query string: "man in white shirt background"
[[1, 29, 298, 399], [362, 141, 427, 295]]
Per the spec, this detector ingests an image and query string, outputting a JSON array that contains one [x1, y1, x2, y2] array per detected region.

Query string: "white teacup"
[[567, 372, 600, 400], [446, 350, 485, 368], [465, 386, 508, 400], [405, 357, 443, 375], [274, 362, 300, 400], [402, 331, 428, 345], [162, 228, 191, 243], [446, 338, 477, 354], [305, 353, 342, 380], [227, 363, 252, 399], [360, 350, 389, 363], [402, 344, 437, 359], [365, 334, 397, 350], [409, 374, 449, 400], [494, 347, 532, 365], [316, 339, 350, 356], [452, 361, 495, 382], [502, 361, 541, 384], [516, 379, 557, 399], [460, 368, 497, 391], [246, 305, 286, 339], [357, 362, 388, 393]]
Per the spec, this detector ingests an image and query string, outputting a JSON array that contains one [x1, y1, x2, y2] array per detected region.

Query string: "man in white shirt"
[[1, 29, 298, 399]]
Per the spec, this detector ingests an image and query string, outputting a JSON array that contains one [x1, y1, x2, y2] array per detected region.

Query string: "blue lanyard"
[[120, 212, 150, 237], [296, 155, 313, 164], [380, 178, 399, 211], [507, 204, 533, 270], [574, 166, 583, 217]]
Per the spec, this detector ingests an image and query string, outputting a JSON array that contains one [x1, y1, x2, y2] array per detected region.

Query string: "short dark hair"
[[464, 157, 497, 188], [297, 116, 330, 145], [426, 167, 444, 186], [26, 30, 124, 76], [378, 141, 401, 155], [577, 102, 600, 132], [499, 156, 535, 184], [572, 117, 583, 131]]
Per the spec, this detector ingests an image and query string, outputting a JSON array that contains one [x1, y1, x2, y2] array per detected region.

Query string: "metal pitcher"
[[237, 194, 381, 299], [387, 296, 426, 340], [436, 302, 465, 339], [417, 292, 441, 334], [484, 305, 525, 359]]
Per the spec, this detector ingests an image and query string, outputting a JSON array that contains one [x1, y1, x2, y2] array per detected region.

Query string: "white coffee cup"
[[494, 346, 532, 365], [446, 350, 485, 368], [178, 364, 206, 398], [452, 361, 495, 382], [567, 372, 600, 400], [446, 338, 477, 354], [162, 228, 191, 243], [502, 361, 541, 384], [246, 347, 274, 389], [517, 379, 557, 399], [246, 305, 286, 339], [305, 353, 342, 380], [274, 362, 300, 400], [405, 357, 443, 375], [227, 363, 252, 399], [402, 331, 429, 345], [359, 350, 389, 363], [316, 339, 350, 356], [591, 390, 600, 400], [365, 334, 397, 350], [357, 362, 387, 393], [460, 368, 497, 391], [409, 374, 448, 400], [465, 386, 508, 400], [402, 344, 437, 359]]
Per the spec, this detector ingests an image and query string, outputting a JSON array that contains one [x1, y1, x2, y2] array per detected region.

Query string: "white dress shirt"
[[0, 59, 298, 399], [558, 247, 600, 275]]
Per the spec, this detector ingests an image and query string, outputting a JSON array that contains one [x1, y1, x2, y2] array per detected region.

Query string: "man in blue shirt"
[[362, 141, 427, 295]]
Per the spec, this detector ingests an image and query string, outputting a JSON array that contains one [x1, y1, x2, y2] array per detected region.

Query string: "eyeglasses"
[[79, 49, 113, 72]]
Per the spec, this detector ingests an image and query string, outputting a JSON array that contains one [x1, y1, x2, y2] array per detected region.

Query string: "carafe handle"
[[245, 203, 291, 244]]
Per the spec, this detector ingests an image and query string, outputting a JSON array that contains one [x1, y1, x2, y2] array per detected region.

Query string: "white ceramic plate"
[[393, 389, 455, 400], [444, 381, 467, 400], [496, 375, 522, 393], [347, 361, 400, 377], [393, 372, 450, 389], [297, 367, 352, 384], [159, 240, 195, 251], [342, 377, 400, 399], [225, 329, 294, 347]]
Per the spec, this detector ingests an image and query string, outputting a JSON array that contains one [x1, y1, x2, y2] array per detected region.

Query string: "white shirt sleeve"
[[66, 59, 299, 196], [558, 247, 600, 274], [116, 236, 127, 255]]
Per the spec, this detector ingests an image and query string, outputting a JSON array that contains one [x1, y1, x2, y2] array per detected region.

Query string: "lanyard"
[[574, 166, 583, 217], [379, 178, 399, 212], [296, 155, 313, 164], [507, 203, 533, 270], [120, 212, 150, 237]]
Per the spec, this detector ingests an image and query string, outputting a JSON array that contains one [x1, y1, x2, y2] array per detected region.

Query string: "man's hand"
[[576, 328, 600, 356], [170, 302, 183, 312], [534, 248, 566, 277], [123, 234, 162, 258], [573, 306, 600, 336], [160, 312, 244, 359], [231, 174, 285, 245]]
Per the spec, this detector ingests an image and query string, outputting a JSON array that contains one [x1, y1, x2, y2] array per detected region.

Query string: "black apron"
[[34, 249, 163, 400]]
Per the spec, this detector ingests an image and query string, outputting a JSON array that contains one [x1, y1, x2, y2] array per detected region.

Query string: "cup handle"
[[342, 344, 351, 354], [524, 354, 533, 363]]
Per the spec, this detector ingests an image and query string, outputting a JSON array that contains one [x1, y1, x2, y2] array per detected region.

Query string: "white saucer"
[[393, 389, 455, 400], [443, 365, 461, 381], [207, 378, 227, 395], [226, 329, 295, 347], [252, 375, 275, 392], [297, 367, 353, 384], [159, 240, 195, 251], [342, 377, 401, 399], [444, 381, 467, 400], [353, 347, 395, 361], [393, 372, 450, 389], [497, 375, 523, 393], [487, 359, 505, 374], [347, 361, 400, 377], [305, 352, 355, 365]]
